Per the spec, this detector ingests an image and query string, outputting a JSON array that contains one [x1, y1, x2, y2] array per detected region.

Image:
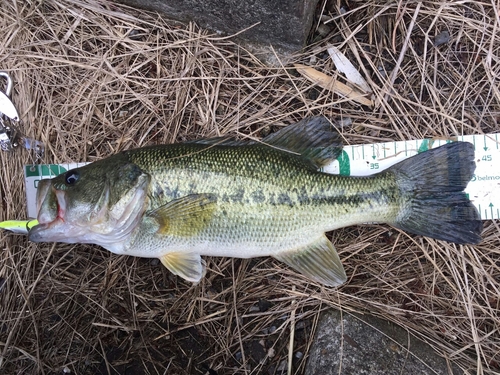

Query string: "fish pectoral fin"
[[147, 194, 217, 236], [160, 252, 206, 283], [274, 235, 347, 287]]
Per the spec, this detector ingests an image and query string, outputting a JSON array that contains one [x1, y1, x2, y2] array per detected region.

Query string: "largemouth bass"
[[29, 117, 482, 286]]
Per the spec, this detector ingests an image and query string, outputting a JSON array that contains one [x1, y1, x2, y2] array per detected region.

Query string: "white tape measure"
[[24, 134, 499, 220]]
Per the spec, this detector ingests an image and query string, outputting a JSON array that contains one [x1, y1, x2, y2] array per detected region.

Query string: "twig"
[[287, 286, 296, 375]]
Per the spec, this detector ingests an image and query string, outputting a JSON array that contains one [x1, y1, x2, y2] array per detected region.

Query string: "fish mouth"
[[39, 191, 66, 224], [28, 180, 71, 242]]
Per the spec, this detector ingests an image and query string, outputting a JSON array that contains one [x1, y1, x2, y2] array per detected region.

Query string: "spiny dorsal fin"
[[146, 194, 217, 236], [274, 235, 347, 287], [185, 116, 343, 168], [184, 136, 250, 147], [160, 252, 206, 283], [262, 116, 343, 167]]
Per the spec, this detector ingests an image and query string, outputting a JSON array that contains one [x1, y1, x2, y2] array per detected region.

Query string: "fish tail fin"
[[389, 142, 482, 244]]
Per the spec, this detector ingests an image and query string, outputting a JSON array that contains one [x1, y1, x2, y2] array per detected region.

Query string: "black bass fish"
[[28, 117, 482, 286]]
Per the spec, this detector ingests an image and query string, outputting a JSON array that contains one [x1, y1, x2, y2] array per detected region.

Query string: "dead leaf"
[[294, 64, 374, 107]]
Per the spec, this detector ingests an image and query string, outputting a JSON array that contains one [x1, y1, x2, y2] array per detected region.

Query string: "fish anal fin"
[[160, 252, 206, 283], [274, 235, 347, 287], [147, 194, 217, 236]]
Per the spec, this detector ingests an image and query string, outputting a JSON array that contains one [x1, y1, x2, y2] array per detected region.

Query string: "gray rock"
[[115, 0, 319, 54], [306, 310, 460, 375], [434, 30, 451, 47]]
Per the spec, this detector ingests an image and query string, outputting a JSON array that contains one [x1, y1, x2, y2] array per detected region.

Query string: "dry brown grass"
[[0, 0, 499, 374]]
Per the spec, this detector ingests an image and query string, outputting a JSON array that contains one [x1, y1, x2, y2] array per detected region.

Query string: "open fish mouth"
[[35, 179, 66, 224], [29, 180, 74, 242], [39, 191, 66, 225]]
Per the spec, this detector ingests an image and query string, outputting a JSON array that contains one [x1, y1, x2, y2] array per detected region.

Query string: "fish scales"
[[28, 116, 482, 286], [122, 142, 401, 258]]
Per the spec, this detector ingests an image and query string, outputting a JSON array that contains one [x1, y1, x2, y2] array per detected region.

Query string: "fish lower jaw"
[[28, 217, 67, 242]]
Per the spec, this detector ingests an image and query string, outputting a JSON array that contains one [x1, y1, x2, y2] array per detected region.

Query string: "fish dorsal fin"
[[262, 116, 343, 167], [185, 117, 342, 167], [185, 136, 253, 147], [274, 235, 347, 286], [146, 194, 217, 236], [160, 252, 206, 283]]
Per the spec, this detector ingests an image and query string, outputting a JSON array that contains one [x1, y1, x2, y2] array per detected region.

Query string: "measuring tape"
[[24, 134, 499, 220]]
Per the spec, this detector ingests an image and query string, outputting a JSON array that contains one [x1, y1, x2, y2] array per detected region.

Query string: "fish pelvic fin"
[[146, 194, 217, 237], [389, 142, 482, 244], [274, 235, 347, 287], [262, 116, 343, 168], [160, 252, 206, 283]]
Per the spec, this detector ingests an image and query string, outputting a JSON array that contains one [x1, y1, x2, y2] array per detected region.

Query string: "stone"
[[115, 0, 319, 54], [306, 309, 461, 375]]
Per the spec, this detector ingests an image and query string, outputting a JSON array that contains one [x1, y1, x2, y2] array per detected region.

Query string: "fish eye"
[[65, 170, 80, 185]]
